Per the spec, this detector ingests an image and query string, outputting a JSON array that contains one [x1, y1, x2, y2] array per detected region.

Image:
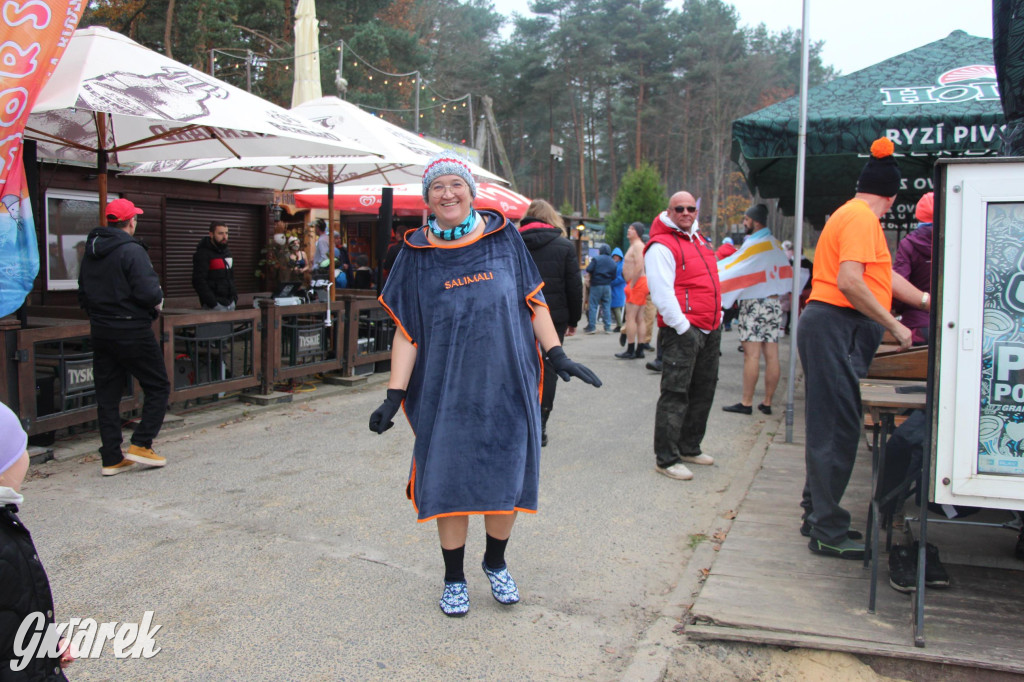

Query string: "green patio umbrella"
[[994, 0, 1024, 154], [732, 30, 1004, 229]]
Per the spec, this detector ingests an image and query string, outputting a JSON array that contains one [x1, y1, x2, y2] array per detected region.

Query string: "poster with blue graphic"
[[978, 203, 1024, 474], [0, 153, 39, 318]]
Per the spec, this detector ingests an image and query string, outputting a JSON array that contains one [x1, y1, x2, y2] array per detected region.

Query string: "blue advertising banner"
[[978, 202, 1024, 474]]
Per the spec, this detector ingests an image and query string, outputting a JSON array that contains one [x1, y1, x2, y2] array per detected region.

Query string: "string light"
[[366, 100, 465, 114], [213, 38, 474, 137]]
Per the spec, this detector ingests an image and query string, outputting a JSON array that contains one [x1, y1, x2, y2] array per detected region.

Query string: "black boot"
[[540, 407, 551, 447]]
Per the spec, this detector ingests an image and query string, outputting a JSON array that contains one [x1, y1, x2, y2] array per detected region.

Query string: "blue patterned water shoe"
[[482, 561, 520, 604], [439, 581, 469, 617]]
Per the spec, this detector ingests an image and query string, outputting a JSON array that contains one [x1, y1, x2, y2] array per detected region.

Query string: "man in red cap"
[[78, 198, 170, 476]]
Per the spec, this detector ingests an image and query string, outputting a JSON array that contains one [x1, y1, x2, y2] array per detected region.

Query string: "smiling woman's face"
[[426, 174, 472, 228]]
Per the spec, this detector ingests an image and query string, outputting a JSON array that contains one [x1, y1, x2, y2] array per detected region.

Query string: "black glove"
[[545, 346, 602, 387], [369, 388, 406, 433]]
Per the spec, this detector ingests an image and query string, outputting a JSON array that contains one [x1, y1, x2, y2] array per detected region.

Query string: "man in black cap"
[[797, 138, 931, 559], [722, 203, 787, 416], [78, 198, 169, 477]]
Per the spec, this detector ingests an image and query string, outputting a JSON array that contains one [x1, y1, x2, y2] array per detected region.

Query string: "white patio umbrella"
[[25, 27, 378, 221], [122, 95, 508, 293], [121, 153, 436, 192], [292, 97, 506, 184], [291, 0, 322, 107], [120, 97, 505, 193]]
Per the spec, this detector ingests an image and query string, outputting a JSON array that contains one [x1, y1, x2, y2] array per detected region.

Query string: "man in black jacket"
[[78, 199, 169, 477], [191, 221, 237, 310]]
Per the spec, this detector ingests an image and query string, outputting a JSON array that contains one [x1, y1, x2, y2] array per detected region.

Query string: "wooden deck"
[[688, 408, 1024, 674]]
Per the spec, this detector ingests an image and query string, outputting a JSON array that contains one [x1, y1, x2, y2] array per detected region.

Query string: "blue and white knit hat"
[[422, 152, 477, 201]]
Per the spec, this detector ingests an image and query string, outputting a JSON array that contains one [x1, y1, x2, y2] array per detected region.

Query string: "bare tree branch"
[[233, 24, 288, 52]]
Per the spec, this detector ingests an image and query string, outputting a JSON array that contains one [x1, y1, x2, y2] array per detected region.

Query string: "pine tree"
[[604, 162, 666, 248]]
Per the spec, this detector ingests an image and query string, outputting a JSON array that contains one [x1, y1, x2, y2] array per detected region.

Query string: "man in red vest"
[[644, 191, 722, 481]]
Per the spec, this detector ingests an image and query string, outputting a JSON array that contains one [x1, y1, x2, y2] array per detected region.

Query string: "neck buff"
[[428, 210, 478, 241]]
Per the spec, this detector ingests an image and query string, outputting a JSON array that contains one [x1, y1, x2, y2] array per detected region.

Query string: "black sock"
[[442, 545, 465, 583], [484, 534, 509, 570], [626, 343, 635, 353]]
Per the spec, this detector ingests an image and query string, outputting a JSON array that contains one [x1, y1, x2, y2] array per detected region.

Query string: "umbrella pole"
[[327, 165, 335, 302], [97, 113, 108, 226], [785, 0, 811, 444]]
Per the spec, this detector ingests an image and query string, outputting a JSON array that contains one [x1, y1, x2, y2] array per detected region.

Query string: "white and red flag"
[[717, 230, 800, 309]]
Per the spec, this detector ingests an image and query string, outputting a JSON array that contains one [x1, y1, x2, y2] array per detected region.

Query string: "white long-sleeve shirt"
[[644, 219, 713, 335]]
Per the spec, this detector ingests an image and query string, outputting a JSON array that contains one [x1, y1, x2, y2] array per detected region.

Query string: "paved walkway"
[[19, 329, 788, 680]]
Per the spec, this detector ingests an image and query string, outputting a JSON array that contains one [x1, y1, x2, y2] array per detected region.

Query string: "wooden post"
[[96, 113, 108, 225], [0, 317, 20, 410], [481, 96, 516, 192], [377, 187, 393, 294], [258, 298, 279, 394]]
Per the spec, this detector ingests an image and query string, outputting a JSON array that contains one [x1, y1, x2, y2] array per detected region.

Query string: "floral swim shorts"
[[737, 297, 783, 343]]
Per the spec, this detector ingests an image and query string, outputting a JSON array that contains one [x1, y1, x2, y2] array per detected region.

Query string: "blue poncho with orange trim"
[[379, 210, 546, 522]]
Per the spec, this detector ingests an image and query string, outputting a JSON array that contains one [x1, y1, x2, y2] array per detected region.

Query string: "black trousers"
[[540, 321, 569, 415], [722, 305, 739, 327], [654, 325, 721, 468], [92, 332, 170, 466], [797, 302, 883, 544]]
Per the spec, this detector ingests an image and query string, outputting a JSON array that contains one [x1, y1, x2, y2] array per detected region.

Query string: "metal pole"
[[327, 164, 336, 302], [785, 0, 811, 443], [209, 49, 215, 77], [467, 95, 474, 147], [414, 72, 420, 133], [246, 50, 252, 92]]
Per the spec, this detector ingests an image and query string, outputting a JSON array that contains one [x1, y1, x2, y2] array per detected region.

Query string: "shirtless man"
[[615, 222, 649, 359]]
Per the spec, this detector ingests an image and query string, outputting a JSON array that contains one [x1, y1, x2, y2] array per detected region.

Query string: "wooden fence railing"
[[1, 293, 394, 436], [8, 318, 141, 436]]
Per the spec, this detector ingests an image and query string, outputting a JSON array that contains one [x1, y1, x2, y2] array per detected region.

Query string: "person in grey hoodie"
[[78, 199, 169, 477]]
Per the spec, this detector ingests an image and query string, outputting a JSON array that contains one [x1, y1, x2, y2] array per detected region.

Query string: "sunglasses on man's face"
[[672, 205, 698, 214]]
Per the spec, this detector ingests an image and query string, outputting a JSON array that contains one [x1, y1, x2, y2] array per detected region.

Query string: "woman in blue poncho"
[[369, 153, 602, 617]]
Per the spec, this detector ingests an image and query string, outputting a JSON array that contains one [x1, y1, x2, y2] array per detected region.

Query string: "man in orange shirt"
[[799, 138, 932, 559]]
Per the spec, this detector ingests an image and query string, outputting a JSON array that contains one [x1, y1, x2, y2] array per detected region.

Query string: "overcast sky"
[[492, 0, 995, 75]]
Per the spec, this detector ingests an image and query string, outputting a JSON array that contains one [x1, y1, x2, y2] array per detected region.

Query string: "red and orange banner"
[[0, 0, 82, 316]]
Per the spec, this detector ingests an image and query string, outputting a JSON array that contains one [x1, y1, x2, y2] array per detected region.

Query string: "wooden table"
[[859, 379, 927, 615]]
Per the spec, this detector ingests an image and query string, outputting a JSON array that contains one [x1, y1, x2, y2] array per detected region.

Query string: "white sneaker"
[[655, 463, 694, 480], [680, 454, 714, 466]]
